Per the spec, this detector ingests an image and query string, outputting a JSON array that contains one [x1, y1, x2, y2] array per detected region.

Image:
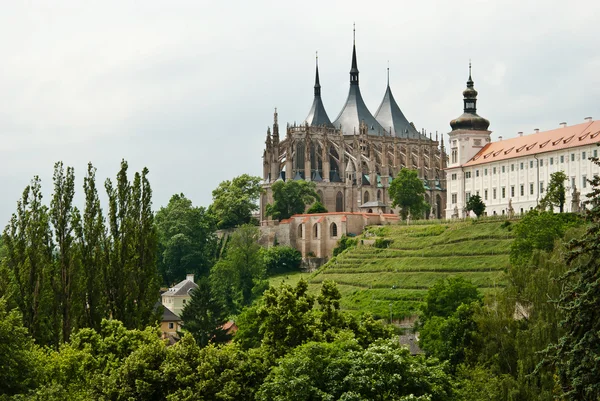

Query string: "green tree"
[[258, 279, 317, 356], [210, 225, 266, 313], [549, 159, 600, 399], [388, 168, 428, 219], [421, 277, 483, 321], [155, 193, 217, 285], [265, 180, 319, 221], [209, 174, 262, 229], [509, 210, 580, 266], [258, 337, 454, 401], [263, 246, 302, 275], [180, 277, 230, 347], [0, 297, 40, 396], [49, 162, 82, 343], [2, 176, 55, 345], [306, 201, 328, 214], [104, 161, 160, 329], [76, 163, 108, 332], [540, 171, 567, 212], [465, 194, 486, 217]]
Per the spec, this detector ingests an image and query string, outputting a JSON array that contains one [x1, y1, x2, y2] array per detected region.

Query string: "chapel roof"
[[305, 57, 334, 128], [374, 77, 425, 140], [463, 119, 599, 167], [332, 33, 387, 136]]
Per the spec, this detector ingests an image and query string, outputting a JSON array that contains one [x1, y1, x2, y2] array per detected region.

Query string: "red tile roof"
[[464, 120, 599, 167]]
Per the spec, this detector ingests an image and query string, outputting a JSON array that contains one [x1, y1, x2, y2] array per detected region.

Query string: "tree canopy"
[[388, 169, 428, 219], [155, 193, 217, 285], [540, 171, 567, 212], [209, 174, 262, 229], [265, 180, 319, 221], [465, 194, 486, 217]]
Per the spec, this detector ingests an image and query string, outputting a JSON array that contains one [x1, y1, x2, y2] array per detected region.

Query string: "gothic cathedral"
[[260, 34, 447, 222]]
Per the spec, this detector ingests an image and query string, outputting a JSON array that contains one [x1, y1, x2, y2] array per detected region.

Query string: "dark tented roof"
[[333, 84, 387, 136], [333, 39, 387, 136], [305, 62, 334, 128], [375, 85, 425, 140]]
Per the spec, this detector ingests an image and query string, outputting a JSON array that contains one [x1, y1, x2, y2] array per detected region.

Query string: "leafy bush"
[[374, 238, 393, 248], [333, 235, 358, 256], [263, 246, 302, 275]]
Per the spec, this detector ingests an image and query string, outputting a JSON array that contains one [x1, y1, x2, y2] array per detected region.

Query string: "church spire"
[[314, 52, 321, 97], [350, 23, 359, 85]]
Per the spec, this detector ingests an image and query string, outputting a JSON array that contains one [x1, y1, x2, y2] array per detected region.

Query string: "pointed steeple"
[[333, 26, 386, 136], [305, 52, 333, 127], [314, 52, 321, 97], [350, 23, 359, 85], [375, 64, 422, 139]]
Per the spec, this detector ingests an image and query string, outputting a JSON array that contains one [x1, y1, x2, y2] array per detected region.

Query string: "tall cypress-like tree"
[[50, 162, 81, 343], [76, 163, 108, 331], [3, 177, 54, 344], [105, 161, 159, 329]]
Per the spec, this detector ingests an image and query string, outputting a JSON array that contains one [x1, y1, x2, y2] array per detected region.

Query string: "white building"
[[161, 274, 197, 317], [445, 66, 600, 218]]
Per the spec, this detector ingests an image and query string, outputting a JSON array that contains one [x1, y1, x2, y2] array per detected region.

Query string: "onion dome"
[[305, 54, 334, 127], [375, 68, 425, 139], [333, 28, 387, 136], [450, 63, 490, 131]]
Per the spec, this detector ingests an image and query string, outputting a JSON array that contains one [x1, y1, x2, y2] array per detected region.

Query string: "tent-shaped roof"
[[375, 84, 425, 140]]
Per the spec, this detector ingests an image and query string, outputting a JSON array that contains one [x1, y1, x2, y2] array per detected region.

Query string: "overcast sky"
[[1, 0, 599, 225]]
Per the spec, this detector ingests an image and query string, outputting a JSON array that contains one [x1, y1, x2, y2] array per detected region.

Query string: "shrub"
[[374, 238, 393, 248], [263, 246, 302, 275], [333, 235, 358, 257]]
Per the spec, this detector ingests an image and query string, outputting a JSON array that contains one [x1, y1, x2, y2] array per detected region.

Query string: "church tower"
[[447, 63, 491, 168]]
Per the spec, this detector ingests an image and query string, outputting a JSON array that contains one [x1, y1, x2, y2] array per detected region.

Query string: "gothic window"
[[313, 223, 319, 239], [363, 191, 370, 203], [377, 190, 381, 201], [336, 192, 344, 212], [330, 223, 338, 238], [298, 224, 303, 239]]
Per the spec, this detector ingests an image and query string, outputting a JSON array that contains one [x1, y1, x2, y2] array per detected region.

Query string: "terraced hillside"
[[308, 220, 515, 320]]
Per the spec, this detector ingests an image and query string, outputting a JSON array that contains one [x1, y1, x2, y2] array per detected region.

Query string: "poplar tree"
[[50, 162, 82, 343], [76, 163, 108, 330], [104, 161, 159, 329], [2, 177, 54, 344]]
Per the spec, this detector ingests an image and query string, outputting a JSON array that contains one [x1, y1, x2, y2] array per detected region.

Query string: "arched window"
[[363, 191, 370, 203], [313, 223, 319, 239], [330, 222, 338, 238], [377, 190, 381, 201], [368, 209, 373, 213], [298, 224, 303, 239], [336, 192, 344, 212]]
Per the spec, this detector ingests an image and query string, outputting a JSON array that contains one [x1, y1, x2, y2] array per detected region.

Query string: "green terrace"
[[290, 220, 515, 320]]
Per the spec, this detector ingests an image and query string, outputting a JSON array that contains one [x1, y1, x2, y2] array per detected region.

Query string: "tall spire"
[[387, 60, 390, 86], [314, 51, 321, 97], [305, 53, 333, 128], [350, 23, 359, 85]]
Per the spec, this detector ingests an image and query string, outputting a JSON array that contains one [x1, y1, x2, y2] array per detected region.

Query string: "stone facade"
[[260, 212, 399, 259], [260, 35, 446, 224]]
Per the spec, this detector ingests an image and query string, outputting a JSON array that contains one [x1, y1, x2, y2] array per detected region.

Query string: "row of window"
[[298, 222, 339, 240], [453, 175, 590, 204], [452, 150, 599, 180]]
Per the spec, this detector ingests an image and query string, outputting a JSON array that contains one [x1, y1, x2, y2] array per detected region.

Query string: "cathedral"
[[260, 34, 447, 223]]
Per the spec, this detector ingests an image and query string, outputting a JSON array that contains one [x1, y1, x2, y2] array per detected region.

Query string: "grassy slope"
[[300, 220, 514, 320]]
